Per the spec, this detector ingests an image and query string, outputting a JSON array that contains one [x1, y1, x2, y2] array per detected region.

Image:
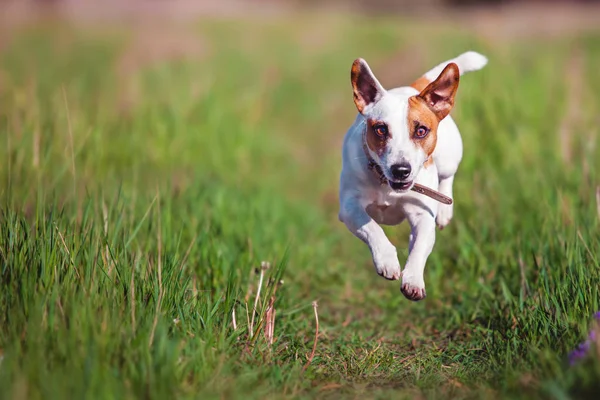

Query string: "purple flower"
[[569, 340, 591, 365], [569, 312, 600, 366]]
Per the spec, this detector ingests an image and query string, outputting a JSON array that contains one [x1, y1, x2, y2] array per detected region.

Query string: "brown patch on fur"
[[351, 59, 383, 114], [410, 76, 431, 92], [419, 63, 460, 120], [407, 96, 439, 167], [408, 62, 459, 166], [365, 119, 390, 156], [423, 156, 435, 168]]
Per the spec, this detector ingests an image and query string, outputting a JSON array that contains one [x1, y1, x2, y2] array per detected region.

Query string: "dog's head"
[[351, 58, 459, 192]]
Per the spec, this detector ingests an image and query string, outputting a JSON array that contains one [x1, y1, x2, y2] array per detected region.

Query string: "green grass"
[[1, 15, 600, 399]]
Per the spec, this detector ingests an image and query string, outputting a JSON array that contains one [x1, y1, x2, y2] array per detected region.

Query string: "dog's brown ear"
[[351, 58, 385, 114], [418, 63, 460, 120]]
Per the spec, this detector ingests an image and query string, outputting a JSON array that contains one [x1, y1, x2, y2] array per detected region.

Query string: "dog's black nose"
[[390, 163, 411, 180]]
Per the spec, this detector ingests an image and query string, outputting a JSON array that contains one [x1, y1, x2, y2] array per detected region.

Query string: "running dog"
[[338, 51, 487, 301]]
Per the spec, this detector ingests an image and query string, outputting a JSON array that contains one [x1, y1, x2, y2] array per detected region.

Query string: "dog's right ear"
[[351, 58, 385, 114]]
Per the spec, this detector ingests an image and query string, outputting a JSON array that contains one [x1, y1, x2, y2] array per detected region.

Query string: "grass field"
[[1, 11, 600, 399]]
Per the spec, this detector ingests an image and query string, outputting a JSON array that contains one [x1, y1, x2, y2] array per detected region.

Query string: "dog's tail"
[[411, 51, 488, 91]]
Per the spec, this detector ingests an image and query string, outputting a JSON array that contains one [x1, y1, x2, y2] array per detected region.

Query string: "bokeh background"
[[1, 0, 600, 399]]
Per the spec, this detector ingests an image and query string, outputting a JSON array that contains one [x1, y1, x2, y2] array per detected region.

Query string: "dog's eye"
[[374, 124, 388, 138], [415, 126, 429, 138]]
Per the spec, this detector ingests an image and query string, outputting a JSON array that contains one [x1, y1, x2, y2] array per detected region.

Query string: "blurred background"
[[2, 0, 600, 399], [2, 0, 600, 32]]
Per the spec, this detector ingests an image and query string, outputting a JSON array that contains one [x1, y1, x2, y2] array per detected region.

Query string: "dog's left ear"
[[419, 63, 460, 120], [351, 58, 385, 114]]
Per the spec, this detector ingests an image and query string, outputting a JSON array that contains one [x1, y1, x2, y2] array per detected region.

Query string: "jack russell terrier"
[[338, 51, 487, 301]]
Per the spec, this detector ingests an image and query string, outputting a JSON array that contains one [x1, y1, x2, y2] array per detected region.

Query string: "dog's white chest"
[[365, 201, 406, 225]]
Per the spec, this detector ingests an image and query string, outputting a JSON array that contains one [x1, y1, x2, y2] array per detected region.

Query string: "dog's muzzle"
[[388, 180, 414, 191], [390, 163, 411, 180]]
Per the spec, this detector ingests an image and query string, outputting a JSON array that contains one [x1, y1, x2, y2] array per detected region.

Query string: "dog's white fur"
[[338, 51, 487, 301]]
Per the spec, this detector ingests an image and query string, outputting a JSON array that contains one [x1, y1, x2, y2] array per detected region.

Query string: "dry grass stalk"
[[55, 224, 82, 281], [244, 268, 254, 335], [32, 127, 40, 168], [130, 252, 138, 332], [102, 200, 114, 276], [249, 261, 270, 338], [264, 296, 276, 345], [148, 190, 163, 348], [232, 307, 238, 331], [244, 301, 251, 333], [302, 301, 319, 373], [264, 278, 284, 345], [518, 256, 529, 298]]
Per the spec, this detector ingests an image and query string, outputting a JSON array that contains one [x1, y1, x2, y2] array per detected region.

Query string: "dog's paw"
[[436, 203, 453, 229], [373, 249, 401, 280], [400, 274, 426, 301]]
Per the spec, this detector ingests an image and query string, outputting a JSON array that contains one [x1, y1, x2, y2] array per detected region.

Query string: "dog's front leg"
[[401, 210, 436, 301], [436, 175, 454, 229], [339, 196, 401, 280]]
